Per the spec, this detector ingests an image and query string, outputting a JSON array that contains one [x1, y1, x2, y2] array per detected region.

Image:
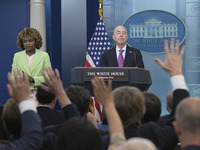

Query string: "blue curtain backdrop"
[[0, 0, 30, 105]]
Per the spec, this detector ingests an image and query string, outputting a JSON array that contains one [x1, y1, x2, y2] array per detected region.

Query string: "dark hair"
[[36, 83, 56, 104], [142, 92, 161, 124], [56, 117, 103, 150], [65, 85, 91, 117], [17, 27, 42, 50], [0, 105, 8, 140], [2, 98, 21, 137]]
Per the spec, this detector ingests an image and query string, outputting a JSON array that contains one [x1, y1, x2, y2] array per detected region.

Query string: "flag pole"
[[87, 0, 111, 122], [98, 0, 103, 19]]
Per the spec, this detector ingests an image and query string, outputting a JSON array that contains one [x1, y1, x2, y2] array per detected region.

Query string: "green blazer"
[[12, 49, 51, 90]]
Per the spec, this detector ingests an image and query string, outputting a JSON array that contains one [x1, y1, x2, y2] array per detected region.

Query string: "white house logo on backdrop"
[[123, 10, 187, 53]]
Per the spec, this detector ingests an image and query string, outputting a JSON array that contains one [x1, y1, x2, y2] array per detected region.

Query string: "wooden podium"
[[71, 67, 152, 94]]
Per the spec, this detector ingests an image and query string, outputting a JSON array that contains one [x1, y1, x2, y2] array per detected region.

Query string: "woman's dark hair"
[[56, 117, 103, 150]]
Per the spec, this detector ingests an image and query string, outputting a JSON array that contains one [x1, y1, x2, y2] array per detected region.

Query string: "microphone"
[[79, 51, 91, 67], [129, 50, 138, 67]]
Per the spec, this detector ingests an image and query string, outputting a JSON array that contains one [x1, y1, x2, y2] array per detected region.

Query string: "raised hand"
[[91, 77, 113, 106], [154, 38, 186, 76], [87, 112, 97, 128], [40, 67, 63, 95], [40, 67, 71, 107], [7, 69, 30, 102], [91, 77, 124, 137]]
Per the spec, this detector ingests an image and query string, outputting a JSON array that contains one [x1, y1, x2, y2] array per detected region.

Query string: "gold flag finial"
[[99, 0, 103, 4], [98, 0, 103, 19]]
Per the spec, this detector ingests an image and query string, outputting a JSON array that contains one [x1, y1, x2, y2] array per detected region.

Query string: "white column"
[[30, 0, 46, 51]]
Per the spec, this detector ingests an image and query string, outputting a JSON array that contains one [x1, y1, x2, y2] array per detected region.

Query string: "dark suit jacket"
[[42, 104, 80, 135], [0, 110, 42, 150], [41, 104, 81, 150], [158, 114, 170, 127], [103, 89, 190, 150], [100, 45, 144, 68], [37, 106, 65, 128]]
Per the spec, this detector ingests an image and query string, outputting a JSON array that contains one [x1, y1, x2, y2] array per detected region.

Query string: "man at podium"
[[100, 26, 144, 68]]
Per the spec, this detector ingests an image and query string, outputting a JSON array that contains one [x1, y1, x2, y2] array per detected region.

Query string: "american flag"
[[85, 16, 111, 67], [85, 16, 111, 122]]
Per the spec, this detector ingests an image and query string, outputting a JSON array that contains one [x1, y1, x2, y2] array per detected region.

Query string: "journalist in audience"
[[0, 70, 43, 150], [65, 85, 99, 128], [0, 105, 8, 140], [173, 97, 200, 150], [158, 90, 173, 127], [65, 85, 91, 117], [36, 83, 65, 128], [142, 92, 161, 124], [2, 98, 21, 141]]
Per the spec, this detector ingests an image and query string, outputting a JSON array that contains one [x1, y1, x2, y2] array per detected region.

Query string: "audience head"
[[2, 98, 21, 137], [36, 83, 56, 108], [56, 117, 103, 150], [173, 97, 200, 145], [65, 85, 91, 117], [113, 86, 145, 128], [113, 26, 128, 48], [17, 27, 42, 50], [0, 105, 9, 140], [166, 91, 173, 113], [142, 92, 161, 124], [117, 137, 157, 150]]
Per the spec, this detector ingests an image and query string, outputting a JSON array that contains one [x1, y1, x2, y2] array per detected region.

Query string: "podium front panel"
[[71, 67, 152, 95]]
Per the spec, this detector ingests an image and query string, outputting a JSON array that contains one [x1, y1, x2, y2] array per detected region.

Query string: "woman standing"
[[12, 27, 51, 99]]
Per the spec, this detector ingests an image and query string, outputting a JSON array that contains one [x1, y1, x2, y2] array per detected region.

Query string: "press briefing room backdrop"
[[0, 0, 200, 115]]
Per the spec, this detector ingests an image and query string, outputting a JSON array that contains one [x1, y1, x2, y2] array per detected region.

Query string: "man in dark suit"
[[36, 83, 65, 127], [100, 26, 144, 68], [158, 90, 173, 127]]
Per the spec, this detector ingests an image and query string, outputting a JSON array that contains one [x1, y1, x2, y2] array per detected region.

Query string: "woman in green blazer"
[[11, 27, 51, 98]]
